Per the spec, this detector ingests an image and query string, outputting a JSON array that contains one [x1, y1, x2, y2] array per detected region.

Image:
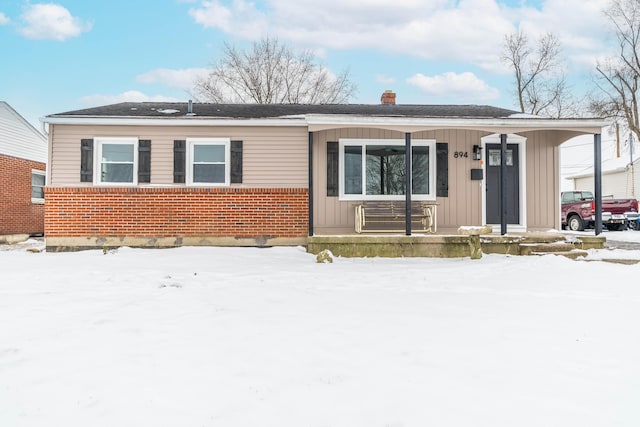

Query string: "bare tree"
[[591, 0, 640, 144], [193, 37, 357, 104], [502, 31, 578, 117]]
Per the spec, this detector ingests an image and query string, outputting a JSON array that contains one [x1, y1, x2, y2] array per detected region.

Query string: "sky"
[[1, 240, 640, 425], [0, 0, 620, 131]]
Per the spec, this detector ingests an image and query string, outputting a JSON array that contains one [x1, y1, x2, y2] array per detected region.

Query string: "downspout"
[[594, 133, 602, 236], [308, 132, 314, 236], [405, 132, 412, 236], [500, 133, 507, 235]]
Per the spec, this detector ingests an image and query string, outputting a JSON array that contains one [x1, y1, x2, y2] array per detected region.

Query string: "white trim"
[[43, 117, 308, 127], [94, 137, 139, 186], [42, 114, 608, 132], [338, 138, 436, 201], [481, 134, 527, 231], [306, 114, 607, 130], [186, 137, 231, 186], [31, 169, 46, 204]]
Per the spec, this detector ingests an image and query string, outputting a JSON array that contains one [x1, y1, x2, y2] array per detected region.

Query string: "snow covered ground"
[[1, 241, 640, 426]]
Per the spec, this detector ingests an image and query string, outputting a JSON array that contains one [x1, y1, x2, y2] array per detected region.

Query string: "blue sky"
[[0, 0, 616, 128]]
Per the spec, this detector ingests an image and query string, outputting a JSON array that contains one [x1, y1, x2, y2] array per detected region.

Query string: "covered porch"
[[307, 114, 608, 238]]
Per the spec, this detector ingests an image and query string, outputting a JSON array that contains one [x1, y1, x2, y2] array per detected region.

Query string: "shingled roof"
[[48, 102, 519, 119]]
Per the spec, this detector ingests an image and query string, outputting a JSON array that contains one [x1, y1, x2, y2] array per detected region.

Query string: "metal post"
[[405, 132, 412, 236], [500, 133, 507, 235], [308, 132, 314, 236], [594, 133, 602, 236], [630, 134, 635, 198]]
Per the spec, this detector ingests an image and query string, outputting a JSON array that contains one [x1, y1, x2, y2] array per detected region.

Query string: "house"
[[0, 101, 47, 237], [569, 154, 640, 200], [42, 92, 607, 251]]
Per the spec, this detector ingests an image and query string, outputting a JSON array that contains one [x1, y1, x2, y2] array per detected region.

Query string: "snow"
[[2, 243, 640, 426]]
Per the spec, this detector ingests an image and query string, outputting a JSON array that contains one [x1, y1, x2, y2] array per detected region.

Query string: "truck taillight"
[[591, 201, 595, 212]]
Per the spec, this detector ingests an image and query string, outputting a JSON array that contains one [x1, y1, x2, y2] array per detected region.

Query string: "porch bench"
[[355, 201, 437, 233]]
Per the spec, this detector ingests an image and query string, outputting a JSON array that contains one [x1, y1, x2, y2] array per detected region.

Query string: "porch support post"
[[500, 133, 508, 235], [308, 131, 314, 236], [594, 133, 602, 236], [405, 132, 412, 236]]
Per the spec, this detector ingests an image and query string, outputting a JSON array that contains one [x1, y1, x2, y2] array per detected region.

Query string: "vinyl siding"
[[522, 130, 563, 230], [49, 124, 308, 187], [314, 128, 569, 233], [312, 128, 492, 233], [0, 102, 47, 163]]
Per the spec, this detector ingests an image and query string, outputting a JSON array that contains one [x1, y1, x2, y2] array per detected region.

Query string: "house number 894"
[[453, 151, 468, 158]]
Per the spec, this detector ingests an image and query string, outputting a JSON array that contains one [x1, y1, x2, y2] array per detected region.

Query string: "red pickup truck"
[[561, 191, 639, 231]]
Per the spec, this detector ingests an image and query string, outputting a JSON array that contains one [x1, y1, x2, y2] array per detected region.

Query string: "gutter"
[[42, 114, 608, 132]]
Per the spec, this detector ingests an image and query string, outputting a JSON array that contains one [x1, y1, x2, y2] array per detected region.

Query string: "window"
[[488, 149, 513, 166], [95, 137, 138, 185], [339, 139, 436, 200], [31, 170, 45, 203], [187, 138, 231, 185]]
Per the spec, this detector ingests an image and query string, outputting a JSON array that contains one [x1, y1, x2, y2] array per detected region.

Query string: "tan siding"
[[313, 128, 490, 233], [523, 131, 561, 230], [49, 124, 308, 187]]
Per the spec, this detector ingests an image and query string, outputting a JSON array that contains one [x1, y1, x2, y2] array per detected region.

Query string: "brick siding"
[[0, 154, 45, 235], [44, 187, 309, 238]]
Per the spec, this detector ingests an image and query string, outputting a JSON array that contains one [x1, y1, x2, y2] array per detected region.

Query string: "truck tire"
[[568, 214, 584, 231]]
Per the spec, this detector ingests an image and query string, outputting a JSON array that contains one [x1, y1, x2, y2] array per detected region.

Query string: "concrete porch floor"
[[307, 232, 605, 258]]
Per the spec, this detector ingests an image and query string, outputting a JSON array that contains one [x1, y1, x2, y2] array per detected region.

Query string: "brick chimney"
[[380, 90, 396, 105]]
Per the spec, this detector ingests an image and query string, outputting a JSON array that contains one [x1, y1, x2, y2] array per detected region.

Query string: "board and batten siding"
[[312, 128, 492, 233], [49, 124, 308, 187], [0, 102, 47, 163], [522, 130, 562, 231], [313, 128, 569, 233]]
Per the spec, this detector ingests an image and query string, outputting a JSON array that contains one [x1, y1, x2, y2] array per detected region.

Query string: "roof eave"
[[42, 113, 609, 134], [42, 116, 309, 127]]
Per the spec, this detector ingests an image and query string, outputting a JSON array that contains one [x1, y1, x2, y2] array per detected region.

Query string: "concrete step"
[[519, 242, 577, 256], [529, 250, 589, 260]]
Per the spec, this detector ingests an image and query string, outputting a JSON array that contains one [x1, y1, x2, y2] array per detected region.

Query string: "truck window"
[[562, 193, 575, 203], [580, 192, 594, 201]]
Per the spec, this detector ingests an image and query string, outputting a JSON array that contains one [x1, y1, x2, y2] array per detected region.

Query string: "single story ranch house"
[[42, 92, 607, 251]]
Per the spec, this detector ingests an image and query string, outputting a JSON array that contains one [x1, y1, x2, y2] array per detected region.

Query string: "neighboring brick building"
[[0, 102, 47, 236]]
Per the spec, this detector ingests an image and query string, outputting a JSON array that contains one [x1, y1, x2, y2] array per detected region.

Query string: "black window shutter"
[[173, 140, 186, 183], [80, 139, 93, 182], [230, 140, 243, 184], [138, 140, 151, 183], [326, 141, 338, 197], [436, 142, 448, 197]]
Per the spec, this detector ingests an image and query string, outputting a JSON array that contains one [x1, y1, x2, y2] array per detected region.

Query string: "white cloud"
[[189, 0, 268, 38], [18, 3, 91, 41], [136, 68, 210, 91], [375, 74, 396, 85], [0, 12, 9, 25], [407, 72, 500, 102], [186, 0, 610, 73], [79, 91, 179, 106]]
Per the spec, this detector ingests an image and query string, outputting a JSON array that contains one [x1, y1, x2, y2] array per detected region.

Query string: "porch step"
[[529, 250, 589, 260], [518, 242, 576, 256]]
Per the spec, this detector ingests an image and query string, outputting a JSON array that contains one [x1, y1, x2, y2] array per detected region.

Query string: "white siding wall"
[[574, 169, 640, 199], [0, 102, 47, 163]]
